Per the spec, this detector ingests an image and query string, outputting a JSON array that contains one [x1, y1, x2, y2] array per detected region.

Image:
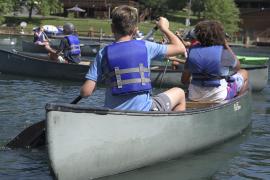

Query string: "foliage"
[[138, 0, 187, 19], [0, 0, 14, 14], [0, 0, 16, 24], [21, 0, 62, 19], [202, 0, 240, 33], [38, 0, 62, 16], [4, 15, 187, 41], [191, 0, 204, 18]]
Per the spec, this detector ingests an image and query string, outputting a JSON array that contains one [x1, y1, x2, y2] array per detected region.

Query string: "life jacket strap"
[[192, 73, 235, 82], [109, 65, 150, 77], [112, 63, 150, 88], [70, 44, 80, 49], [111, 78, 151, 88], [139, 64, 146, 85], [115, 67, 122, 88]]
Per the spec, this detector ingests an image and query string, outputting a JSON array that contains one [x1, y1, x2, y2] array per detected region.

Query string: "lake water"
[[0, 72, 269, 180], [0, 35, 270, 179]]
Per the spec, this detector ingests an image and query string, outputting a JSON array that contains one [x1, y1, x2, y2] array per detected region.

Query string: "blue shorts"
[[226, 73, 244, 100]]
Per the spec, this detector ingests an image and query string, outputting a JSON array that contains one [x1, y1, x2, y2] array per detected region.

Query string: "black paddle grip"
[[71, 96, 82, 104]]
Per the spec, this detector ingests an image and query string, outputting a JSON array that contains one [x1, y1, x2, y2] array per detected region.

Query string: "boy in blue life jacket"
[[80, 5, 186, 112], [181, 20, 249, 102], [50, 22, 81, 64]]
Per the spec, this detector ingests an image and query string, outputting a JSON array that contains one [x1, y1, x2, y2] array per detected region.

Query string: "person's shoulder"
[[221, 48, 233, 57], [144, 40, 165, 49], [144, 40, 159, 46]]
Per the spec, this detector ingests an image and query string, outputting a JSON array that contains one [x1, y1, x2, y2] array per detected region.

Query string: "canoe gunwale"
[[22, 40, 101, 56], [45, 91, 249, 116], [46, 90, 252, 180], [2, 49, 88, 68], [241, 64, 268, 70]]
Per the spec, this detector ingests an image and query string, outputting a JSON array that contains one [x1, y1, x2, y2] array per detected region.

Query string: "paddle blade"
[[6, 120, 46, 149], [6, 95, 82, 149]]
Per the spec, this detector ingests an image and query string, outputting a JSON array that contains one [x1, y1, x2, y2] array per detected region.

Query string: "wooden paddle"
[[6, 96, 82, 149]]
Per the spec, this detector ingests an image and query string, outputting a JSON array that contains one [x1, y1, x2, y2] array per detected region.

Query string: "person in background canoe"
[[50, 22, 81, 64], [33, 26, 55, 54], [181, 28, 200, 48], [80, 5, 186, 112], [181, 20, 249, 102]]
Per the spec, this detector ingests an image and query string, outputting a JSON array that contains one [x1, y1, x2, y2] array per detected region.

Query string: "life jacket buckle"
[[139, 63, 146, 85], [114, 67, 122, 88]]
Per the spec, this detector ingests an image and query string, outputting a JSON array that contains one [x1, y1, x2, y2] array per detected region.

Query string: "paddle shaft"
[[71, 95, 82, 104], [159, 59, 170, 88], [143, 26, 158, 40], [42, 31, 51, 42], [6, 95, 82, 149]]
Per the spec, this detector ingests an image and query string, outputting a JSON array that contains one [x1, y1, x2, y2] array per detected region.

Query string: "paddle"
[[159, 59, 170, 88], [6, 96, 82, 149], [43, 31, 51, 42], [143, 26, 158, 40]]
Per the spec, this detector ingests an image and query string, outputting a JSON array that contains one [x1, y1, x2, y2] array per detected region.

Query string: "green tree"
[[0, 0, 15, 23], [22, 0, 62, 19], [138, 0, 186, 20], [139, 0, 168, 19], [38, 0, 62, 16], [191, 0, 204, 18], [203, 0, 240, 33]]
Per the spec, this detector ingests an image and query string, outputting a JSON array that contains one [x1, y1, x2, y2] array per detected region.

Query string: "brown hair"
[[194, 20, 226, 46], [111, 5, 138, 36]]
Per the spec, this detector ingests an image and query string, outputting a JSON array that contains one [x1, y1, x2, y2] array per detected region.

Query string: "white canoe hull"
[[243, 65, 269, 91], [46, 92, 252, 180]]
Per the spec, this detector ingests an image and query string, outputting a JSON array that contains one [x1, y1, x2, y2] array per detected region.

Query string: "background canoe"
[[0, 49, 267, 91], [0, 49, 89, 81], [22, 40, 101, 56], [0, 49, 183, 86], [238, 56, 269, 65], [241, 64, 269, 91], [46, 91, 251, 180]]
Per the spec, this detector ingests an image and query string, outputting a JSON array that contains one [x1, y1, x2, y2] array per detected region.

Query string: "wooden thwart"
[[186, 101, 219, 109]]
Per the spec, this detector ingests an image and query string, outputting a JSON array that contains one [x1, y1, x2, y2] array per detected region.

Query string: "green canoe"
[[237, 55, 269, 65]]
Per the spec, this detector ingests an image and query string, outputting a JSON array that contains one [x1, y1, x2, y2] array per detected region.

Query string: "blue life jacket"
[[105, 40, 152, 95], [65, 35, 81, 55], [188, 45, 224, 87]]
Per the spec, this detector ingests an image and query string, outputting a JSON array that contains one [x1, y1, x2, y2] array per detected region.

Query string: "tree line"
[[0, 0, 62, 20], [0, 0, 240, 33], [139, 0, 240, 33]]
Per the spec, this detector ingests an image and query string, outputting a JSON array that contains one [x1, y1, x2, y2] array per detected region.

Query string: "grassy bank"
[[3, 13, 192, 41]]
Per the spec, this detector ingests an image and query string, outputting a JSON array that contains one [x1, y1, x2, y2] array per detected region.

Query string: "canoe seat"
[[79, 61, 91, 66], [186, 101, 219, 109]]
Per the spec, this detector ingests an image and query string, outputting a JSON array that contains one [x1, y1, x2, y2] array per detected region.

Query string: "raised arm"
[[156, 17, 186, 57], [224, 41, 240, 71]]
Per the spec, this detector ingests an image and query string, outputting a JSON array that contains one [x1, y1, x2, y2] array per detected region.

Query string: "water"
[[0, 35, 270, 179], [0, 72, 269, 180]]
